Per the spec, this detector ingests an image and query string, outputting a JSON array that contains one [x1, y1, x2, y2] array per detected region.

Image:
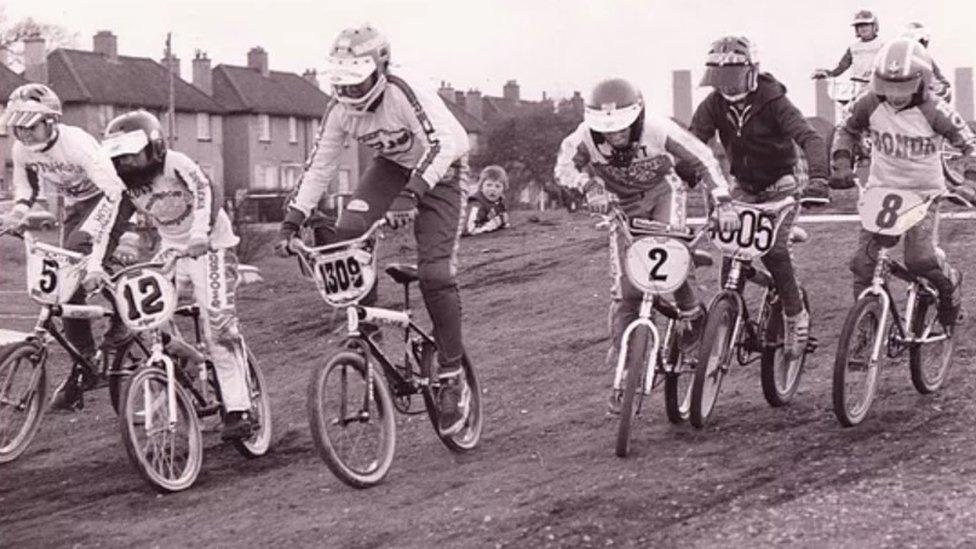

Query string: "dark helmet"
[[852, 9, 879, 36], [701, 35, 760, 101], [584, 78, 645, 166], [102, 110, 167, 183]]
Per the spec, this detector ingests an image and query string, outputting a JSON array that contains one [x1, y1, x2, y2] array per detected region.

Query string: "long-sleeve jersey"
[[289, 70, 470, 216], [126, 150, 238, 249], [834, 93, 976, 194], [464, 191, 508, 235], [826, 38, 885, 82], [553, 114, 728, 200], [12, 124, 125, 208]]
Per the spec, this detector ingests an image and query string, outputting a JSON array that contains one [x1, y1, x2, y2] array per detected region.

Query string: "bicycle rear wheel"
[[909, 292, 955, 394], [0, 342, 48, 464], [616, 324, 652, 458], [108, 335, 149, 414], [760, 288, 810, 407], [690, 297, 737, 429], [832, 296, 885, 427], [307, 351, 396, 489], [663, 322, 693, 424], [232, 347, 273, 458], [119, 366, 203, 492]]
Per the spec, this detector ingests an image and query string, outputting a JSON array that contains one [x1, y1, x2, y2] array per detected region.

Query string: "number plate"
[[311, 248, 376, 307], [113, 269, 178, 331], [858, 187, 930, 235], [624, 237, 692, 295], [25, 239, 84, 305], [709, 204, 781, 260]]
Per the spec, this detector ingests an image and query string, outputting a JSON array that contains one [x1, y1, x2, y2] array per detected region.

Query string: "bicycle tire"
[[760, 288, 811, 407], [423, 353, 483, 453], [663, 322, 692, 424], [0, 342, 48, 464], [307, 351, 396, 489], [690, 296, 737, 428], [119, 366, 203, 493], [108, 335, 149, 414], [232, 347, 273, 458], [616, 324, 652, 458], [909, 292, 955, 394], [832, 295, 885, 427]]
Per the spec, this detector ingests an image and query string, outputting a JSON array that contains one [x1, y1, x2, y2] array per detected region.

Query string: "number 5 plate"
[[858, 187, 930, 235], [624, 237, 691, 295], [25, 239, 84, 305]]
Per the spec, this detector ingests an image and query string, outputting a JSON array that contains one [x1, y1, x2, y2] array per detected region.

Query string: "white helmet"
[[323, 24, 391, 111], [1, 83, 62, 151]]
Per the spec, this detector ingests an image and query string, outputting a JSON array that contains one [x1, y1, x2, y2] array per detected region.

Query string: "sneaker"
[[50, 357, 100, 411], [937, 269, 964, 328], [436, 367, 469, 436], [221, 410, 256, 441], [784, 308, 810, 360], [678, 305, 707, 358]]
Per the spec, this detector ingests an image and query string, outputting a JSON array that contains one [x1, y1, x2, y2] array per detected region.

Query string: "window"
[[280, 163, 302, 190], [196, 113, 211, 140], [252, 163, 277, 190], [288, 116, 298, 143], [258, 114, 271, 142]]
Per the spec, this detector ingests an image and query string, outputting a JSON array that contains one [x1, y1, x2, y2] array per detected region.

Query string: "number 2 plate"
[[857, 187, 930, 235], [624, 237, 691, 295]]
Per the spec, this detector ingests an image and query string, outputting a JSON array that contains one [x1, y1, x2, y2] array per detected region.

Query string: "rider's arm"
[[770, 96, 829, 180], [74, 128, 125, 269], [10, 145, 38, 213], [553, 124, 591, 189], [826, 48, 853, 77], [688, 95, 719, 144], [390, 78, 470, 195], [660, 117, 730, 196], [173, 153, 218, 240], [833, 93, 879, 159], [930, 60, 952, 101], [287, 102, 346, 220], [921, 100, 976, 156]]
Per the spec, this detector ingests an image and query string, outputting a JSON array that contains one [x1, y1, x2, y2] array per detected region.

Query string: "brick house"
[[206, 47, 361, 221], [21, 32, 226, 192]]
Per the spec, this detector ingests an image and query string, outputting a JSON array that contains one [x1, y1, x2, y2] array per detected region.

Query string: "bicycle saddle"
[[385, 263, 419, 285]]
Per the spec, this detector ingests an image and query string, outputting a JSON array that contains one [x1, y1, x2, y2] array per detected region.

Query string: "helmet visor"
[[584, 102, 642, 133], [871, 75, 921, 98], [701, 65, 752, 94], [102, 130, 149, 158], [323, 55, 378, 86]]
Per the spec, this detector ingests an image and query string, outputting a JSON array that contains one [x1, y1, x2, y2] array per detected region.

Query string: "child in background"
[[464, 165, 510, 236]]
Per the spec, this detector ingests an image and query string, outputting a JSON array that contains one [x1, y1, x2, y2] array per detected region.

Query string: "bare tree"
[[0, 8, 77, 71]]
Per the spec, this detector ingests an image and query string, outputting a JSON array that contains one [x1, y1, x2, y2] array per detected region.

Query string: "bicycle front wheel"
[[0, 342, 48, 464], [119, 366, 203, 492], [690, 297, 737, 429], [832, 296, 885, 427], [760, 288, 810, 407], [909, 292, 955, 394], [616, 324, 653, 458], [232, 347, 273, 458], [307, 351, 396, 489]]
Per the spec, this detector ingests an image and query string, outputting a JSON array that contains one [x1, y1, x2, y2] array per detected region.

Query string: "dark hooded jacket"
[[689, 73, 828, 192]]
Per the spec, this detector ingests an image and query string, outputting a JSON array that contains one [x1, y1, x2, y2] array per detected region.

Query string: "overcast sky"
[[6, 0, 976, 116]]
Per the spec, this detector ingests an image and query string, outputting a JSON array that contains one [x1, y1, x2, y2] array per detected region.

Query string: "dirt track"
[[4, 210, 976, 548]]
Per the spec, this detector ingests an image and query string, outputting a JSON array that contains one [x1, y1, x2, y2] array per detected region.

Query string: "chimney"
[[302, 68, 319, 89], [465, 89, 483, 121], [503, 79, 520, 101], [454, 90, 464, 105], [247, 47, 269, 77], [161, 53, 181, 79], [192, 50, 212, 95], [438, 81, 456, 103], [93, 30, 118, 61], [671, 70, 692, 127], [814, 78, 834, 125], [955, 67, 974, 122], [23, 34, 47, 83]]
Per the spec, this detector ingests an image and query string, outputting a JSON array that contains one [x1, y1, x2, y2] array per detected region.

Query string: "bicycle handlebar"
[[288, 218, 386, 256]]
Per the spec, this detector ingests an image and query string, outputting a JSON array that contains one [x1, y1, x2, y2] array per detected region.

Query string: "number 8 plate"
[[624, 237, 692, 295], [857, 187, 930, 235]]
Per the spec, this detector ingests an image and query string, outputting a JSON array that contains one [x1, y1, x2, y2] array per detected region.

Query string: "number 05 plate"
[[624, 237, 691, 295]]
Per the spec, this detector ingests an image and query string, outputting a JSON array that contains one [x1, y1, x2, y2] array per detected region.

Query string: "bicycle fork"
[[857, 248, 893, 364], [141, 332, 179, 433], [612, 297, 661, 396]]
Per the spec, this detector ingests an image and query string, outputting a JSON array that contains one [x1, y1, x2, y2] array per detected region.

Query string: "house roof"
[[481, 96, 550, 120], [444, 100, 484, 134], [46, 49, 224, 113], [0, 64, 28, 101], [212, 64, 330, 118]]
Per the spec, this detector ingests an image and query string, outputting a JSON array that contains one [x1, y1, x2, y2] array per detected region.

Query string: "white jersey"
[[848, 38, 885, 82], [12, 124, 125, 207], [127, 150, 238, 250], [289, 70, 470, 216]]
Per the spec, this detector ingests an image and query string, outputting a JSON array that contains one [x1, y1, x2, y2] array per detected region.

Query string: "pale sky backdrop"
[[5, 0, 976, 116]]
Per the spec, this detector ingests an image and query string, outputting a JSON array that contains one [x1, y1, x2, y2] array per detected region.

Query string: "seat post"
[[403, 283, 410, 310]]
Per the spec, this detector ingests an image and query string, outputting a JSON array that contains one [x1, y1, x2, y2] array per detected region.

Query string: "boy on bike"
[[0, 83, 134, 411], [690, 35, 830, 359], [101, 110, 255, 440], [273, 24, 473, 436], [812, 9, 884, 97], [831, 38, 976, 328], [553, 77, 739, 411]]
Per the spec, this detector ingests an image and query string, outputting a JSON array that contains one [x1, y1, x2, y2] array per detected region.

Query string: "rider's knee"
[[904, 250, 941, 276], [417, 261, 456, 292], [335, 200, 373, 239], [209, 314, 241, 347]]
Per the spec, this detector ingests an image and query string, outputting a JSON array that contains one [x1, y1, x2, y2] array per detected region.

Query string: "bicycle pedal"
[[805, 337, 819, 353]]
